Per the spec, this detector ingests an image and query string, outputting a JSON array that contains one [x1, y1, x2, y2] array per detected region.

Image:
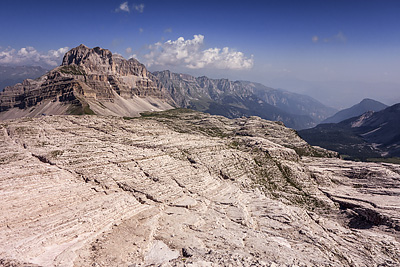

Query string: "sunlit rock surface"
[[0, 110, 399, 266]]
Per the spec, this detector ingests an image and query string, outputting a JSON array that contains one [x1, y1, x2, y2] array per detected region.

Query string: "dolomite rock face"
[[0, 45, 174, 120], [0, 110, 399, 266]]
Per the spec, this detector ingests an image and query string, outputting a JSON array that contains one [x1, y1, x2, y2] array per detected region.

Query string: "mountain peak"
[[77, 43, 89, 49], [61, 44, 113, 69], [359, 98, 385, 106], [321, 98, 387, 124]]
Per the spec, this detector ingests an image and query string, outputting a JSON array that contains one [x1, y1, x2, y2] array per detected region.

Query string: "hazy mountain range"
[[299, 103, 400, 160], [153, 70, 336, 129], [0, 65, 48, 91], [322, 98, 387, 124]]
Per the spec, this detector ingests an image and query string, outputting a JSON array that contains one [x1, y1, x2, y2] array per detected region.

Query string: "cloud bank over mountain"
[[0, 46, 69, 68], [140, 35, 254, 70]]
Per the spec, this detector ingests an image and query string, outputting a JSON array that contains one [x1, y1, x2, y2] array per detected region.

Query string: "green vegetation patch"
[[50, 150, 64, 158], [140, 108, 197, 118], [367, 157, 400, 165], [67, 103, 95, 115]]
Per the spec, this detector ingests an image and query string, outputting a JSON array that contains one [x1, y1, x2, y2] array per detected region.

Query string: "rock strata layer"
[[0, 110, 399, 266]]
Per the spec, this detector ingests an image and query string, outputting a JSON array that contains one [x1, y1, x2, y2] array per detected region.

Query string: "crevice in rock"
[[32, 153, 55, 165], [116, 182, 162, 204], [322, 191, 400, 231]]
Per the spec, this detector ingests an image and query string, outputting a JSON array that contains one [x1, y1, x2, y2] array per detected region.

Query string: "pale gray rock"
[[0, 110, 399, 266]]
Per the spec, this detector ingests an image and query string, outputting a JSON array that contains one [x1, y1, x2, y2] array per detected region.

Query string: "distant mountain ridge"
[[321, 98, 387, 124], [153, 70, 336, 129], [0, 65, 48, 91], [241, 81, 337, 123], [299, 103, 400, 159]]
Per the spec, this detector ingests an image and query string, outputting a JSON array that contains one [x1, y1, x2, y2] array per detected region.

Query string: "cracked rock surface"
[[0, 110, 399, 266]]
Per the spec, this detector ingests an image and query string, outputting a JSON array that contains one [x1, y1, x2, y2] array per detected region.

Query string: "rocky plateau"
[[1, 109, 399, 266]]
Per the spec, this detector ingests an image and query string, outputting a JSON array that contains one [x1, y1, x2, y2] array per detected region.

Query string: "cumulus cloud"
[[126, 47, 133, 54], [133, 3, 144, 13], [0, 46, 69, 67], [142, 35, 254, 70], [116, 2, 130, 12]]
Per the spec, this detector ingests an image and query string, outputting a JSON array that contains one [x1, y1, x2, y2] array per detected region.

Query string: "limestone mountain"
[[0, 45, 173, 120], [299, 103, 400, 160], [322, 98, 388, 124], [153, 70, 336, 129]]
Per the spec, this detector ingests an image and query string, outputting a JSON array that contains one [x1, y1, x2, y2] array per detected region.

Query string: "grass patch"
[[67, 102, 95, 115], [366, 157, 400, 165], [83, 104, 95, 115], [50, 150, 63, 158], [140, 108, 197, 118], [123, 116, 135, 120]]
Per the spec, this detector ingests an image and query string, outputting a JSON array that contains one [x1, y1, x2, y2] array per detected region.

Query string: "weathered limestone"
[[0, 111, 399, 266]]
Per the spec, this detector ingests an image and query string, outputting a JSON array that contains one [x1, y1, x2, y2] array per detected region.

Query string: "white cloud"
[[142, 35, 254, 70], [116, 2, 130, 12], [312, 35, 319, 43], [164, 28, 172, 33], [0, 46, 69, 67], [115, 2, 144, 14], [0, 48, 16, 64], [323, 31, 347, 43], [125, 47, 133, 54], [134, 3, 144, 13], [139, 28, 144, 33]]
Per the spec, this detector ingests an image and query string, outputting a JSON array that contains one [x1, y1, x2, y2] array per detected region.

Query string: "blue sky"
[[1, 0, 400, 108]]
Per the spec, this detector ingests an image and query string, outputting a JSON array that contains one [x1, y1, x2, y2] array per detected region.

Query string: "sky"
[[1, 0, 400, 108]]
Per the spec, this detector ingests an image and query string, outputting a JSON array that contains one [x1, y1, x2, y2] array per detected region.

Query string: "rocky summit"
[[1, 109, 399, 266], [0, 45, 173, 120]]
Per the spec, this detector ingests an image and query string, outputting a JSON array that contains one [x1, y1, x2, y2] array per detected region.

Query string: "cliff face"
[[0, 110, 399, 266], [0, 45, 173, 119]]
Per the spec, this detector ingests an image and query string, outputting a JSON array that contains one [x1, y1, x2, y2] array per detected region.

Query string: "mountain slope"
[[299, 103, 400, 159], [0, 45, 173, 120], [241, 81, 337, 123], [153, 70, 335, 129], [322, 98, 387, 124]]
